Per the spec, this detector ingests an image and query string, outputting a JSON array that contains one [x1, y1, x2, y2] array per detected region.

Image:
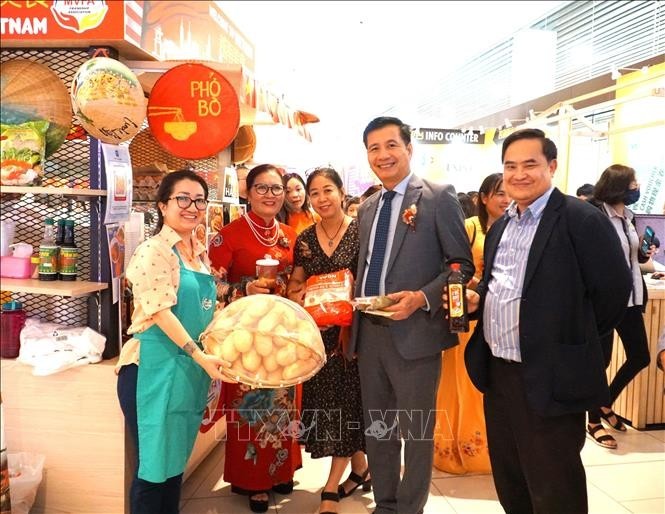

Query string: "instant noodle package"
[[200, 295, 325, 388]]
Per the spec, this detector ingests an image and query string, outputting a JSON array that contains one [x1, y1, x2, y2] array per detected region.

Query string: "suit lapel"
[[522, 189, 563, 291], [386, 177, 422, 275], [356, 193, 380, 295]]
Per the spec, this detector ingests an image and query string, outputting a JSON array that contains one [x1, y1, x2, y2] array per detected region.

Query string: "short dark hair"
[[502, 128, 557, 163], [305, 167, 344, 192], [477, 173, 504, 233], [360, 184, 382, 202], [154, 169, 208, 234], [593, 164, 636, 205], [246, 163, 281, 191], [344, 196, 360, 213], [576, 183, 594, 197], [363, 116, 411, 148], [457, 192, 476, 219]]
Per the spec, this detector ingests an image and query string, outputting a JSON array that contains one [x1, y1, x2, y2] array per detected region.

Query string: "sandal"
[[587, 423, 617, 449], [320, 491, 339, 514], [337, 468, 371, 499], [247, 490, 270, 513], [600, 409, 627, 432], [272, 479, 294, 495]]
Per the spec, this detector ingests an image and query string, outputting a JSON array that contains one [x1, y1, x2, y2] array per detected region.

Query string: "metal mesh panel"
[[129, 125, 220, 201], [1, 48, 101, 328]]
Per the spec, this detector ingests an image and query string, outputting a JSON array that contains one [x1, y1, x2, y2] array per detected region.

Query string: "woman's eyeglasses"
[[168, 196, 208, 211], [253, 184, 285, 195]]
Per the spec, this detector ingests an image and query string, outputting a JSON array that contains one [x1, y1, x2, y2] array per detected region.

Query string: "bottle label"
[[59, 247, 79, 276], [38, 246, 59, 276], [449, 283, 465, 318]]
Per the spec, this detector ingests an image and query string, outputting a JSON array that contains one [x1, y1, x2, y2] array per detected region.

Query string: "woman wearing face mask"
[[586, 164, 656, 449], [117, 170, 230, 513], [279, 172, 320, 234], [434, 173, 510, 474], [208, 164, 302, 513]]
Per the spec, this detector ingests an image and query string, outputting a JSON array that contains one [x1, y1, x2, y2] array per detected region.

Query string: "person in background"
[[463, 129, 631, 513], [467, 190, 479, 212], [279, 172, 320, 235], [287, 167, 369, 514], [350, 116, 474, 514], [576, 183, 595, 201], [434, 172, 509, 474], [359, 184, 382, 203], [586, 164, 655, 450], [208, 164, 302, 513], [344, 196, 361, 218], [457, 192, 477, 218], [117, 169, 230, 514]]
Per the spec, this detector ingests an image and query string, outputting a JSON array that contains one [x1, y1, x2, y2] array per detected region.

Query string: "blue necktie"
[[364, 190, 396, 297]]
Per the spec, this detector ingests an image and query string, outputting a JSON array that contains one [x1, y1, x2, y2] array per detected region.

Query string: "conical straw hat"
[[232, 125, 256, 164], [0, 59, 72, 157]]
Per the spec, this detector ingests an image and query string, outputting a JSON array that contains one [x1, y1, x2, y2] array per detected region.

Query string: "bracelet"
[[182, 340, 198, 356]]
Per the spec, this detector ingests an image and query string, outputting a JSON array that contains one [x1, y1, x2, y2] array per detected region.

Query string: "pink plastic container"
[[0, 256, 32, 278], [1, 301, 26, 358]]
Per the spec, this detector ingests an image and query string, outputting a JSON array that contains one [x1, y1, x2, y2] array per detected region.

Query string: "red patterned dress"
[[208, 211, 302, 493]]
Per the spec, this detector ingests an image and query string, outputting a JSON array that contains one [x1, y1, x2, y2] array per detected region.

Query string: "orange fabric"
[[433, 216, 491, 474], [287, 210, 320, 235]]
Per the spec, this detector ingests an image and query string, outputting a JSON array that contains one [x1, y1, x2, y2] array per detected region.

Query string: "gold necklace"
[[176, 241, 200, 269], [320, 217, 345, 248]]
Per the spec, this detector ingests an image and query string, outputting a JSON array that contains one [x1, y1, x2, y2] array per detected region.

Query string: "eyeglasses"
[[168, 196, 208, 211], [253, 183, 285, 196]]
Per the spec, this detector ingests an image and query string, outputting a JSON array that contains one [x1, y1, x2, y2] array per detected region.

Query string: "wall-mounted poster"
[[106, 223, 126, 304], [229, 203, 246, 223], [206, 201, 224, 242], [101, 143, 133, 224], [222, 166, 239, 203]]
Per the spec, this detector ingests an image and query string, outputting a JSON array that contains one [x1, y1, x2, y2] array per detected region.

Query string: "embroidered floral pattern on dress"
[[232, 385, 298, 450]]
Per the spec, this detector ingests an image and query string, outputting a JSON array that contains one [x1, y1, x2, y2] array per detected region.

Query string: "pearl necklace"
[[244, 214, 279, 247]]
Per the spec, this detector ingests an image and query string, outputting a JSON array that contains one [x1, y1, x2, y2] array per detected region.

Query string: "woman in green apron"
[[117, 170, 230, 514]]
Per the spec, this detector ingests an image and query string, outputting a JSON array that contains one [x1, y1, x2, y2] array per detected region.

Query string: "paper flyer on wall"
[[101, 143, 133, 225], [106, 223, 126, 304]]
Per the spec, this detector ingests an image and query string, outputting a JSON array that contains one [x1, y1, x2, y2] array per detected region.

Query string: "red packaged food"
[[304, 269, 354, 327]]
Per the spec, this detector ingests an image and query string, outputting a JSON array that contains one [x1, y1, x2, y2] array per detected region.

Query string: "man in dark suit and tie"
[[464, 128, 631, 513], [348, 117, 474, 514]]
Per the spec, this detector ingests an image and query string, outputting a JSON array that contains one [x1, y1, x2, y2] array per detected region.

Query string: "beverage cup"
[[0, 221, 16, 257], [255, 258, 279, 291]]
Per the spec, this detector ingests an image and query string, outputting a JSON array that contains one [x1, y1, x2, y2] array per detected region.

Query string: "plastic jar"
[[0, 301, 26, 359]]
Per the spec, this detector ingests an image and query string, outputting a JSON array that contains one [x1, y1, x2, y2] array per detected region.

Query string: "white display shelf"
[[0, 278, 107, 297], [0, 186, 107, 196]]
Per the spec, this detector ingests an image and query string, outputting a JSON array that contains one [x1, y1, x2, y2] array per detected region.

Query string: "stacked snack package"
[[303, 269, 354, 327]]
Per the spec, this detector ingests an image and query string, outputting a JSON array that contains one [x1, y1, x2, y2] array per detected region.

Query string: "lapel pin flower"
[[278, 230, 290, 248], [402, 204, 417, 231]]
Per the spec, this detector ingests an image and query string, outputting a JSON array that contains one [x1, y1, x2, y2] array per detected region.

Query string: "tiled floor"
[[181, 427, 665, 513]]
